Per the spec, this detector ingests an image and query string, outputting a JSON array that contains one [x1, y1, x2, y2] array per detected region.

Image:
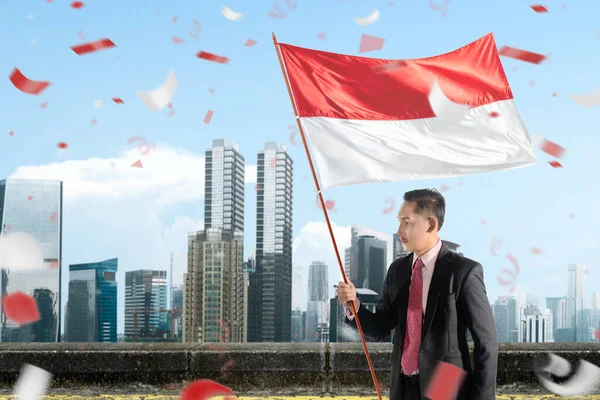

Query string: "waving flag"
[[278, 33, 538, 190]]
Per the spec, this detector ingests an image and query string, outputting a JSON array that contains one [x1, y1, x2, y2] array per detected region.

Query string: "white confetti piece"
[[428, 80, 470, 125], [569, 87, 600, 107], [93, 99, 103, 109], [137, 69, 177, 112], [353, 9, 380, 26], [14, 364, 53, 400], [222, 6, 243, 21]]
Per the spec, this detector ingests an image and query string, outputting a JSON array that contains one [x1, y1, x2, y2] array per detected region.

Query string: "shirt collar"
[[412, 238, 443, 270]]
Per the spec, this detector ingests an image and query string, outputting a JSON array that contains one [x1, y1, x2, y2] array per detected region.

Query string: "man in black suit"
[[336, 188, 497, 400]]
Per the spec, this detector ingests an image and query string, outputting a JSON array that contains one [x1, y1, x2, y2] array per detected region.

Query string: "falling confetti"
[[168, 109, 176, 117], [489, 111, 500, 118], [9, 67, 51, 95], [382, 197, 395, 214], [549, 160, 563, 168], [49, 212, 57, 222], [128, 136, 156, 155], [316, 32, 326, 40], [131, 160, 143, 168], [222, 6, 243, 21], [552, 92, 557, 97], [197, 51, 229, 64], [70, 1, 84, 8], [287, 124, 298, 146], [439, 184, 450, 192], [489, 237, 501, 256], [531, 134, 566, 158], [595, 329, 600, 340], [569, 213, 575, 218], [499, 46, 546, 64], [424, 361, 467, 400], [2, 292, 41, 325], [359, 34, 385, 53], [70, 38, 116, 55], [480, 219, 486, 225], [93, 99, 102, 108], [268, 0, 297, 18], [570, 87, 600, 107], [28, 195, 33, 200], [172, 16, 178, 23], [9, 131, 14, 136], [209, 88, 215, 94], [180, 379, 235, 400], [137, 69, 177, 111], [57, 142, 68, 149], [112, 97, 124, 104], [245, 39, 258, 47], [90, 118, 97, 125], [497, 253, 520, 293], [270, 158, 278, 168], [537, 354, 600, 396], [429, 81, 469, 126], [530, 4, 548, 12], [203, 110, 214, 124], [353, 9, 380, 26], [14, 364, 52, 400], [172, 36, 184, 44], [531, 247, 542, 254], [429, 0, 450, 17], [40, 102, 47, 109], [316, 198, 335, 211]]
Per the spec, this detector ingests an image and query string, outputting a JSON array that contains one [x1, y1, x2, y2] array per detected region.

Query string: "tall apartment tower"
[[183, 139, 247, 343], [66, 258, 118, 342], [124, 270, 168, 339], [248, 142, 293, 342], [0, 179, 63, 342]]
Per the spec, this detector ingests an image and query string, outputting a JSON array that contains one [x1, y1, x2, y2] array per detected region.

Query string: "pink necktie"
[[401, 258, 424, 375]]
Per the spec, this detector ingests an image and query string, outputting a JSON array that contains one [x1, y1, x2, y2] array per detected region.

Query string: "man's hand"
[[336, 280, 360, 310]]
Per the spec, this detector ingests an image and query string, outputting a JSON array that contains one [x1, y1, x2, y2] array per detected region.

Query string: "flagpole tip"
[[272, 32, 277, 42]]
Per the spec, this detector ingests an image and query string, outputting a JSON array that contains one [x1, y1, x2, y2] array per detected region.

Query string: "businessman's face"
[[396, 201, 435, 253]]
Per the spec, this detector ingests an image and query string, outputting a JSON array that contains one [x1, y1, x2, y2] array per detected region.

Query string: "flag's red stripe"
[[280, 33, 513, 120]]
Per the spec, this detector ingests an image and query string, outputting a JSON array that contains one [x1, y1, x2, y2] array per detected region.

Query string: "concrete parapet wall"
[[0, 343, 598, 395]]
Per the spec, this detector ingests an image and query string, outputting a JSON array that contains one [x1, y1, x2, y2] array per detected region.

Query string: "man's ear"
[[427, 218, 436, 233]]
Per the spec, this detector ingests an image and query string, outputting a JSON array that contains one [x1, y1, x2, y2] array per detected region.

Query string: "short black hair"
[[403, 188, 446, 231]]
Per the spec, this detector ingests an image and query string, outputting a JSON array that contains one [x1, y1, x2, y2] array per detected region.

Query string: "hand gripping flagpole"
[[272, 33, 384, 400]]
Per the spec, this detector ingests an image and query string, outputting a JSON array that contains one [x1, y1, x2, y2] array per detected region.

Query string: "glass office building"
[[66, 258, 118, 342], [0, 179, 63, 342]]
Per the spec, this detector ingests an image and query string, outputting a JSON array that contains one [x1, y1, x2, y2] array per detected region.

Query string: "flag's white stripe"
[[300, 99, 538, 190]]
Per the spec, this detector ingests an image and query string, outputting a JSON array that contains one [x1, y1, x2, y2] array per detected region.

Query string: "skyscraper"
[[0, 179, 63, 342], [347, 225, 392, 289], [356, 235, 387, 297], [546, 297, 563, 338], [523, 307, 553, 343], [568, 264, 587, 340], [592, 292, 600, 332], [305, 261, 328, 342], [124, 270, 168, 340], [493, 296, 517, 343], [66, 258, 118, 342], [169, 286, 183, 339], [248, 142, 293, 342], [204, 139, 245, 233], [184, 229, 246, 343]]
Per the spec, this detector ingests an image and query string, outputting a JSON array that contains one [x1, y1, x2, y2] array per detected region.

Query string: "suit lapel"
[[395, 255, 413, 348], [420, 242, 453, 348]]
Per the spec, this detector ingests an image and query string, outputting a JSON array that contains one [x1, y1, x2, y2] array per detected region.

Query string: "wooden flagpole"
[[272, 33, 384, 400]]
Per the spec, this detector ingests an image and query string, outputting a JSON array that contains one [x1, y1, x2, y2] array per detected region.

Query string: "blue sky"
[[1, 0, 599, 334]]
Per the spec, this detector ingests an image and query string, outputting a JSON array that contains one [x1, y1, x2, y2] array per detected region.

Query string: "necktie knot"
[[414, 258, 424, 270]]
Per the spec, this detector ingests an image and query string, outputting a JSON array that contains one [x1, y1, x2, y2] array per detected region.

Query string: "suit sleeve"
[[344, 265, 398, 342], [459, 263, 498, 400]]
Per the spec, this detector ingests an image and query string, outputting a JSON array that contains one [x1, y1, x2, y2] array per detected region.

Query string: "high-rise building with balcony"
[[248, 142, 293, 342], [66, 258, 118, 342], [0, 179, 63, 342], [124, 270, 168, 339]]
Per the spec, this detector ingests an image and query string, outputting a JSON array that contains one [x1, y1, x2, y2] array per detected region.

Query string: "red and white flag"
[[278, 33, 538, 189]]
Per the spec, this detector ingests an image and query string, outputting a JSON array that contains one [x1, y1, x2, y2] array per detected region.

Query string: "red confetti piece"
[[40, 102, 48, 108], [497, 254, 520, 293], [552, 92, 557, 97], [270, 158, 277, 168], [529, 80, 535, 86], [172, 36, 184, 44], [382, 197, 395, 214], [3, 292, 41, 325], [112, 97, 124, 104], [9, 131, 14, 136], [180, 379, 235, 400], [595, 329, 600, 340], [316, 198, 335, 211], [168, 110, 176, 117], [245, 39, 257, 47], [425, 361, 467, 400], [196, 51, 229, 64], [172, 16, 178, 23], [131, 160, 143, 168], [499, 46, 546, 64], [71, 38, 116, 56], [209, 88, 215, 94], [530, 4, 548, 12], [9, 67, 51, 95], [90, 118, 97, 125], [549, 160, 562, 168], [255, 184, 262, 191], [531, 247, 542, 254], [489, 111, 500, 118], [539, 139, 565, 158], [128, 136, 156, 156], [204, 110, 214, 124], [71, 1, 84, 8], [57, 142, 68, 149], [439, 184, 450, 192], [49, 260, 59, 269], [359, 34, 385, 53], [5, 224, 12, 231], [168, 102, 173, 108], [27, 195, 33, 200], [316, 32, 326, 40], [50, 212, 57, 222]]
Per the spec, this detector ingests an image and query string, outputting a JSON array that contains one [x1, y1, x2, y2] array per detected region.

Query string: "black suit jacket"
[[344, 241, 498, 400]]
